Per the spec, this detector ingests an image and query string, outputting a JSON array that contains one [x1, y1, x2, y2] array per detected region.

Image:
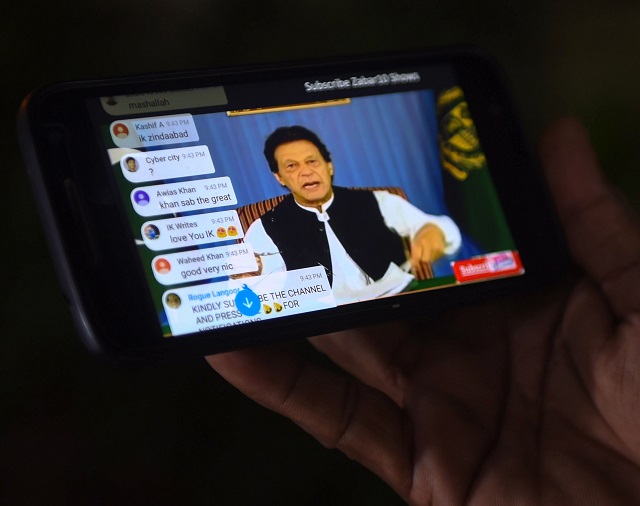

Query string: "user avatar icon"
[[165, 293, 181, 309], [134, 190, 150, 206], [113, 123, 129, 139], [125, 157, 138, 172], [144, 224, 160, 240], [154, 258, 171, 274]]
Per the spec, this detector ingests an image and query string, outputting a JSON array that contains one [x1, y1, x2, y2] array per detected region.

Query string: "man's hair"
[[263, 126, 332, 173]]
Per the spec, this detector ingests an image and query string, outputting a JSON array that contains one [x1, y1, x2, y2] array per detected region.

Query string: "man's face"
[[273, 140, 334, 208]]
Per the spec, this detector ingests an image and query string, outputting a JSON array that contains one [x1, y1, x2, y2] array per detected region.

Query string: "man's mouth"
[[302, 181, 321, 190]]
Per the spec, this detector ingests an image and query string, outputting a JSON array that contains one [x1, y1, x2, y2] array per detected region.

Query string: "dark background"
[[3, 1, 640, 504]]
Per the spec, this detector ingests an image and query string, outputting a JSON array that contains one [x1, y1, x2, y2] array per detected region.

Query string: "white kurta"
[[244, 191, 461, 304]]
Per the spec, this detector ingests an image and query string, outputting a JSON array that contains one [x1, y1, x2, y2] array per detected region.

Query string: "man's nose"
[[299, 164, 314, 176]]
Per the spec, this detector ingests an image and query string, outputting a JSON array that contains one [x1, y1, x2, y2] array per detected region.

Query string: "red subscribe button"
[[452, 251, 524, 283]]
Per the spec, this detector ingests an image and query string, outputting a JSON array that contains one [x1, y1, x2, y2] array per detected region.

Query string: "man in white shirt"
[[242, 126, 461, 304]]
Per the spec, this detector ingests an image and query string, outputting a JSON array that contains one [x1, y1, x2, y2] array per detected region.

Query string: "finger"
[[410, 241, 424, 266], [206, 346, 413, 495], [309, 322, 418, 406], [539, 117, 640, 316], [410, 254, 435, 277], [309, 303, 510, 408]]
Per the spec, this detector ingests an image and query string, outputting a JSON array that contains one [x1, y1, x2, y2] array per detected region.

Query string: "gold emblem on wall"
[[437, 86, 486, 181]]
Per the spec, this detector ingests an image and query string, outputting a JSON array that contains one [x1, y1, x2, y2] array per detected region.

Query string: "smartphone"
[[18, 48, 565, 361]]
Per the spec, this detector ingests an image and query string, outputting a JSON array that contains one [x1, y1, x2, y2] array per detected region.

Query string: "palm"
[[208, 118, 640, 504], [312, 276, 640, 504]]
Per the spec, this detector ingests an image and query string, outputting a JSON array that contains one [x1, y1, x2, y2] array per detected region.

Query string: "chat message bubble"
[[162, 266, 336, 336], [152, 244, 258, 286], [142, 210, 243, 251], [120, 146, 214, 183], [100, 87, 227, 116], [131, 177, 236, 217], [110, 114, 199, 149]]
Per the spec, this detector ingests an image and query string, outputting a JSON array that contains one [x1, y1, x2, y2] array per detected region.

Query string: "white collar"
[[294, 192, 334, 221]]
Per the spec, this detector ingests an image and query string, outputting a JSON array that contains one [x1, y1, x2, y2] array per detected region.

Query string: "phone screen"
[[91, 63, 523, 338]]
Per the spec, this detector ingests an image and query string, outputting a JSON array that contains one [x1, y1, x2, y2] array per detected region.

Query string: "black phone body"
[[18, 48, 565, 361]]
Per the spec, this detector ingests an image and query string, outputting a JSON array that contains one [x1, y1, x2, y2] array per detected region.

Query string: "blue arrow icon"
[[234, 284, 261, 317]]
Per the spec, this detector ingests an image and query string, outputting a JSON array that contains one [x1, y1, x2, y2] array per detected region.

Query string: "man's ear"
[[273, 171, 286, 187], [328, 162, 334, 176]]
